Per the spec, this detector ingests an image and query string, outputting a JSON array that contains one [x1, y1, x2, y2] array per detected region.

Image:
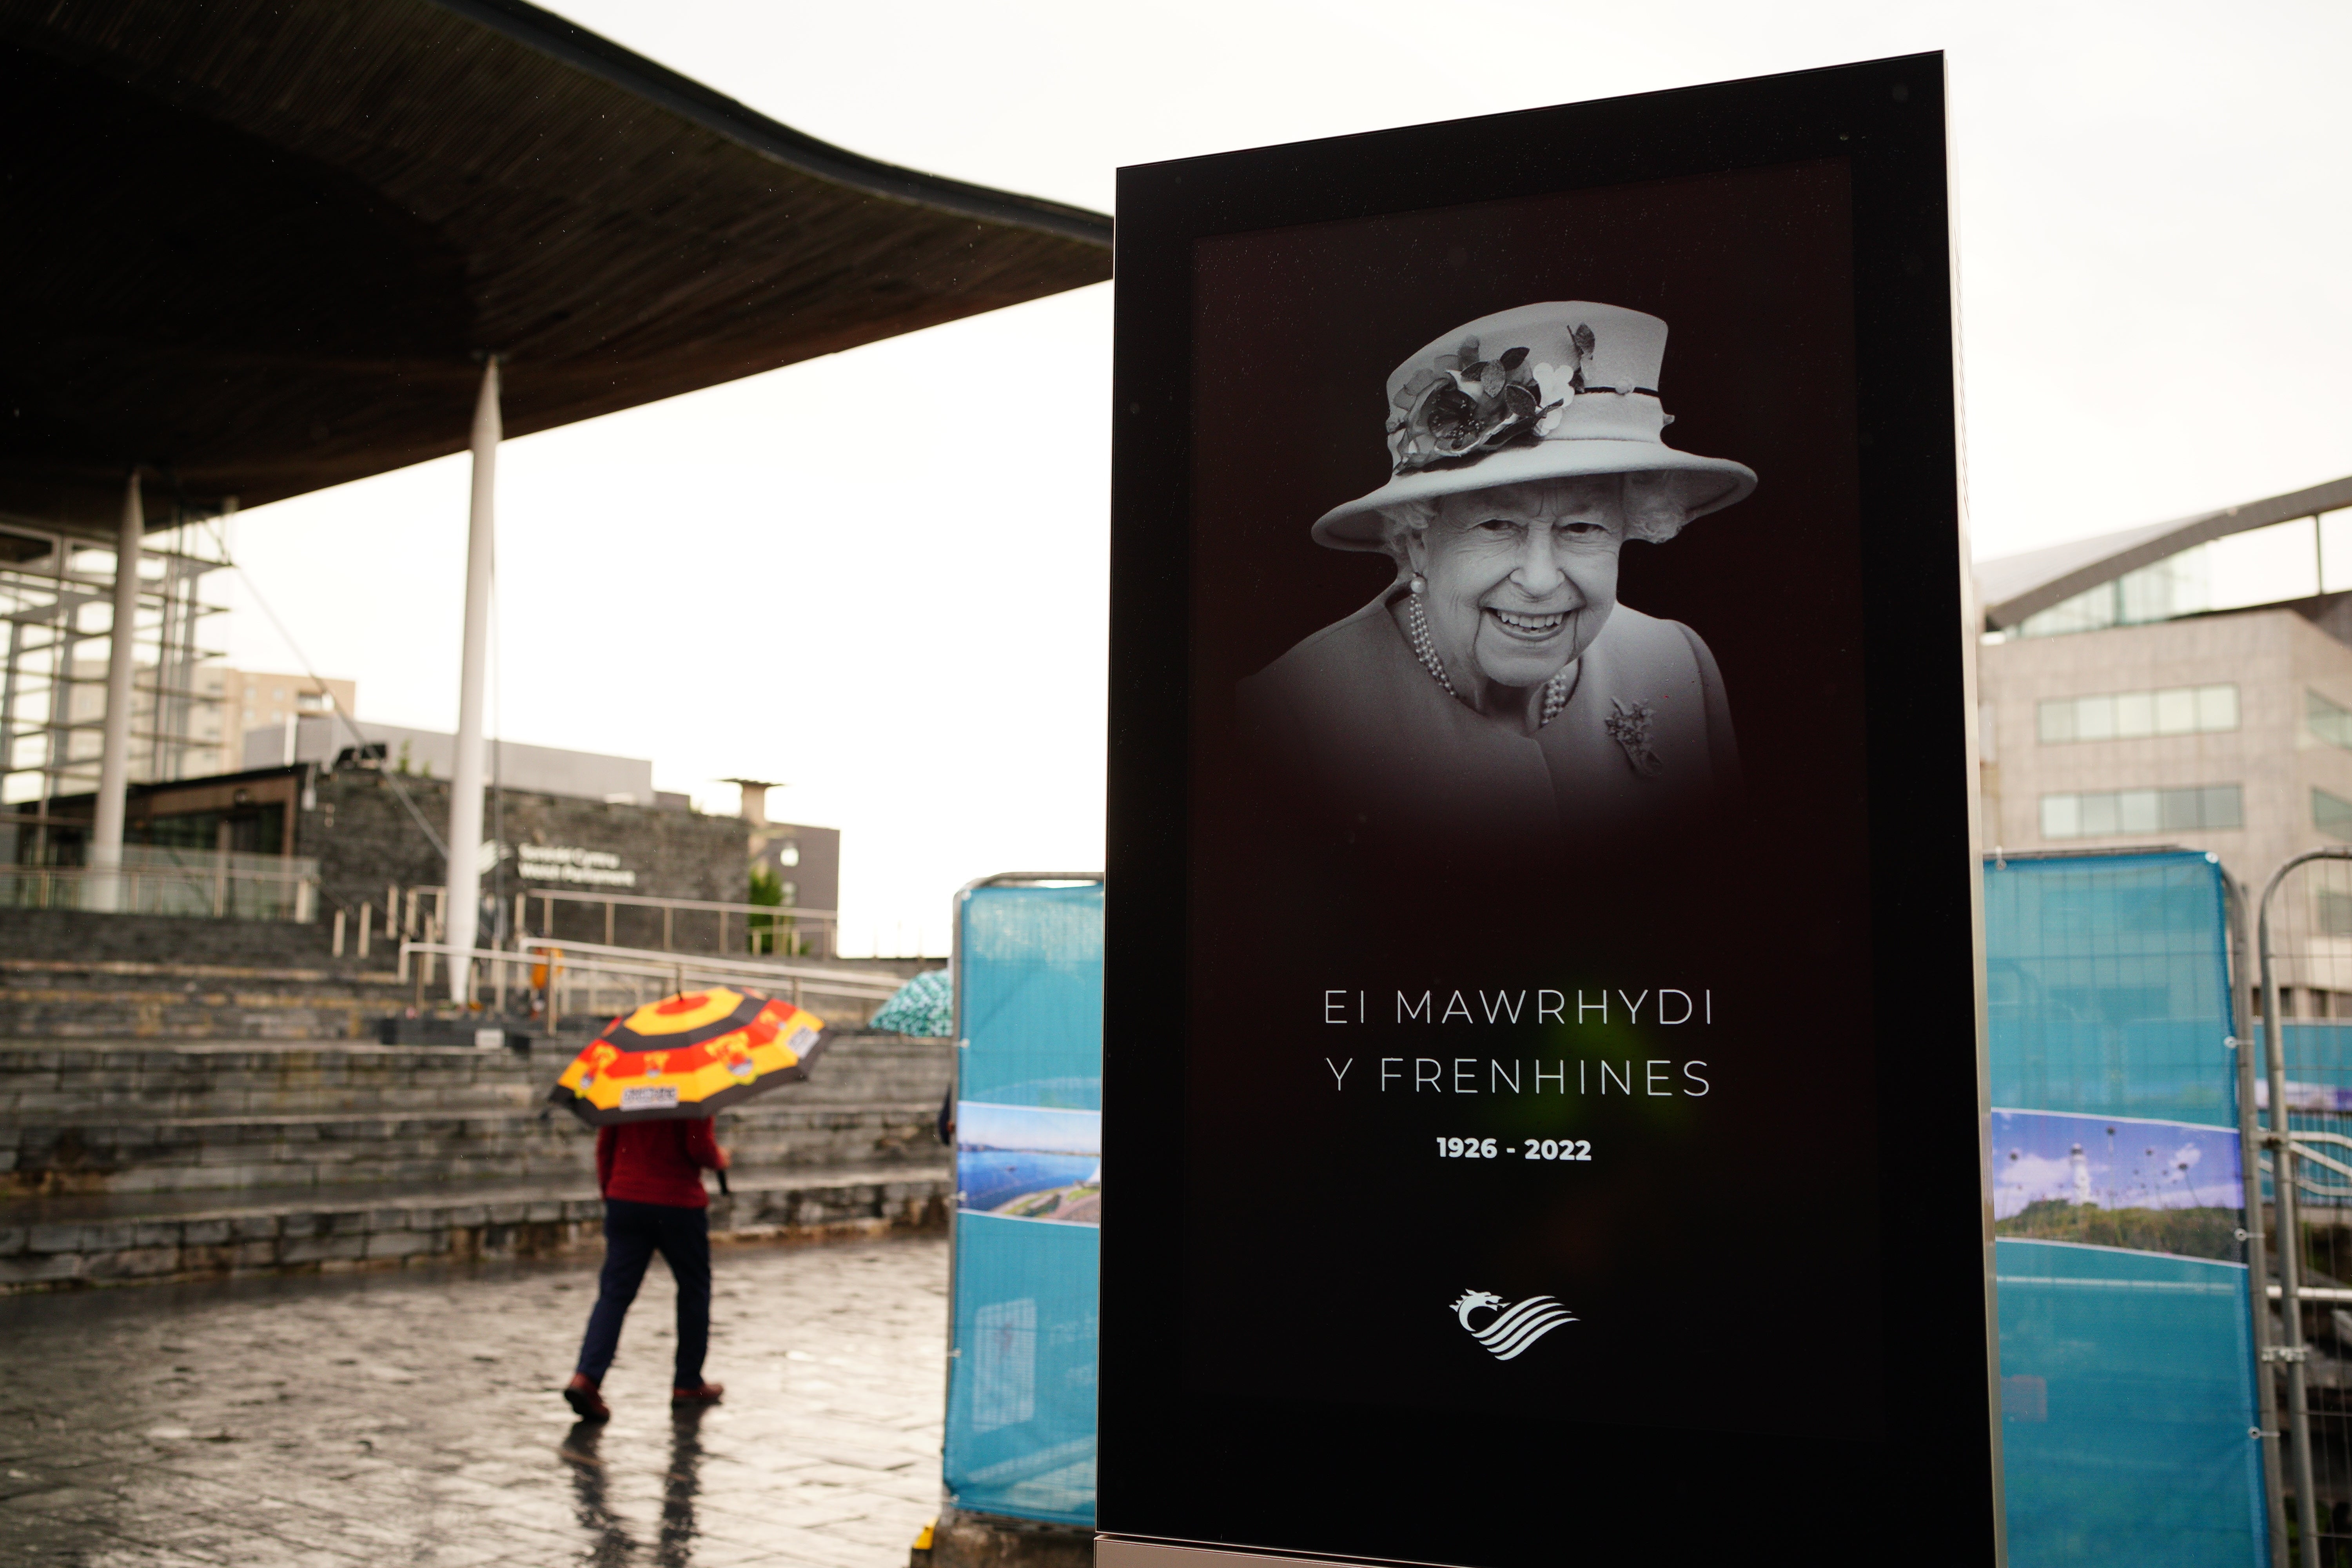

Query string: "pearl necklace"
[[1405, 590, 1576, 728]]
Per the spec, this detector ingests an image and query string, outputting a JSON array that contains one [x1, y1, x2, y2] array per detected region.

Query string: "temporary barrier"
[[2251, 847, 2352, 1566], [1986, 849, 2270, 1568], [940, 875, 1103, 1526]]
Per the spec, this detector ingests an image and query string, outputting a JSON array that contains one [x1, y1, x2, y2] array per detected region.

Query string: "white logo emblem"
[[1452, 1289, 1576, 1361]]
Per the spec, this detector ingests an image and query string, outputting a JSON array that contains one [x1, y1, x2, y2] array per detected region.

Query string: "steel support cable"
[[206, 519, 448, 860]]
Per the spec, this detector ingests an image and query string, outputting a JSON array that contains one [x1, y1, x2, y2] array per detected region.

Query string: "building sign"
[[1100, 55, 1996, 1568], [514, 843, 637, 888]]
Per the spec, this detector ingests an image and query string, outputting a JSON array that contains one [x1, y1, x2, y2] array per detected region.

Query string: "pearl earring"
[[1409, 572, 1426, 595]]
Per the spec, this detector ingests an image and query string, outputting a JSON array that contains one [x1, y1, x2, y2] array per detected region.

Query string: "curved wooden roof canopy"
[[0, 0, 1113, 537]]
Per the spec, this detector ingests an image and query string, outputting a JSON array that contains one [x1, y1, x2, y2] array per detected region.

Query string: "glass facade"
[[2039, 684, 2238, 743], [2042, 785, 2244, 839], [2010, 510, 2352, 640]]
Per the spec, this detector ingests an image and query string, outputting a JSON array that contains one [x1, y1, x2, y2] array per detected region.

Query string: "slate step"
[[0, 1102, 947, 1194], [0, 1163, 953, 1292], [0, 1033, 955, 1195], [0, 959, 413, 1041], [0, 1033, 952, 1118]]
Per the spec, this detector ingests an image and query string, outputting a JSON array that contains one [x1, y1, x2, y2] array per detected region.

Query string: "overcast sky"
[[218, 0, 2352, 954]]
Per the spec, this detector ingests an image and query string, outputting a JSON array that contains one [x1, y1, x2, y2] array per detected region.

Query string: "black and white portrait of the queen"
[[1238, 301, 1755, 858]]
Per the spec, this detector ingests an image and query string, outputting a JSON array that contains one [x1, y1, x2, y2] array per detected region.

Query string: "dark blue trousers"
[[574, 1199, 711, 1388]]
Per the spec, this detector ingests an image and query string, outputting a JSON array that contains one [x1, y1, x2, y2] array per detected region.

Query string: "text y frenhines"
[[1323, 1056, 1710, 1096]]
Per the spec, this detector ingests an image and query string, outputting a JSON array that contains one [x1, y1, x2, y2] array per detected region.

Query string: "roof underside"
[[0, 0, 1112, 534]]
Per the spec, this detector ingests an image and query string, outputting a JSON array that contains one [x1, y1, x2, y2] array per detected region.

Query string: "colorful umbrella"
[[870, 967, 953, 1036], [548, 987, 829, 1127]]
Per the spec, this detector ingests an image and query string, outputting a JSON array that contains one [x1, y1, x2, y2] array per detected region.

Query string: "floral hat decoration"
[[1312, 301, 1757, 551]]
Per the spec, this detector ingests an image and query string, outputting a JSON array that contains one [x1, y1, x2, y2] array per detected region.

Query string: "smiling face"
[[1405, 477, 1626, 698]]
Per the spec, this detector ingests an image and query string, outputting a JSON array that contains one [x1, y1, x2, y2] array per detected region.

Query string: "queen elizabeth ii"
[[1238, 301, 1753, 860]]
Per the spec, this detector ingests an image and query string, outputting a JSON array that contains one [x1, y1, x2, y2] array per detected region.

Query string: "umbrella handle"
[[717, 1167, 730, 1196]]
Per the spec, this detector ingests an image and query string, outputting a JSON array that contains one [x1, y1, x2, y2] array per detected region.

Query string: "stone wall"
[[303, 772, 750, 948]]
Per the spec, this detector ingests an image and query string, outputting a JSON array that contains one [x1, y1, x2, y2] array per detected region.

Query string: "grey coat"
[[1237, 588, 1741, 859]]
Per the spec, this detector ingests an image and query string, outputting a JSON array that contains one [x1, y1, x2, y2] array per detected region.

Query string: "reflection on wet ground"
[[0, 1236, 947, 1567]]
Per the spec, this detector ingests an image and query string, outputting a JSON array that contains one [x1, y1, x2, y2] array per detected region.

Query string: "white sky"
[[217, 0, 2352, 955]]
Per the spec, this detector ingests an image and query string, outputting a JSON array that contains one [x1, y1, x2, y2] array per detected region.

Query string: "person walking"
[[563, 1116, 730, 1420]]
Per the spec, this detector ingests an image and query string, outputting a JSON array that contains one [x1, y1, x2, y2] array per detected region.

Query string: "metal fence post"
[[2257, 849, 2352, 1567], [2231, 871, 2294, 1568]]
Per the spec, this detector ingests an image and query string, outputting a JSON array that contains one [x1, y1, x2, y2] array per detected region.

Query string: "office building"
[[1976, 472, 2352, 1012]]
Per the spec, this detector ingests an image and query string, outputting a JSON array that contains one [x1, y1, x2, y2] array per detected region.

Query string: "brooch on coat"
[[1605, 698, 1665, 778]]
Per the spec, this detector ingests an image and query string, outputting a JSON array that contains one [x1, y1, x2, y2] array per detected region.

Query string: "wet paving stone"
[[0, 1235, 949, 1567]]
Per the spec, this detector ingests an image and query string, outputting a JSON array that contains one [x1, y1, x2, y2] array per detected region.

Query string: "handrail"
[[408, 882, 838, 923], [0, 858, 319, 922], [393, 880, 837, 958], [512, 936, 896, 991], [397, 940, 899, 1034]]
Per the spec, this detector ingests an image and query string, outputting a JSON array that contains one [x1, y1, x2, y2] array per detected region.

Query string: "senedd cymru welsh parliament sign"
[[1100, 53, 1996, 1568]]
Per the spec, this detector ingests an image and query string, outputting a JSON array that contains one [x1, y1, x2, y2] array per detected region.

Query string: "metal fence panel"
[[2254, 851, 2352, 1563], [942, 880, 1101, 1526], [1987, 850, 2269, 1568]]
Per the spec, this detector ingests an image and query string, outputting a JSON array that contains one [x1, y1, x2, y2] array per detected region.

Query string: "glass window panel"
[[2202, 785, 2243, 830], [2157, 788, 2198, 832], [2199, 684, 2239, 732], [2038, 700, 2076, 744], [2316, 788, 2352, 843], [2312, 690, 2352, 751], [2076, 695, 2116, 741], [2116, 790, 2159, 833], [2325, 509, 2352, 595], [2113, 692, 2156, 737], [2154, 688, 2196, 735], [2318, 889, 2352, 939], [2016, 583, 2122, 640], [2078, 791, 2121, 836], [2209, 517, 2324, 612], [2042, 795, 2081, 838], [2117, 548, 2211, 623]]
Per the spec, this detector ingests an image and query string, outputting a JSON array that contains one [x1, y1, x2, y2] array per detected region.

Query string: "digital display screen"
[[1178, 158, 1888, 1435]]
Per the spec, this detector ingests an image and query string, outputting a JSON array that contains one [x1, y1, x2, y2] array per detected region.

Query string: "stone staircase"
[[0, 999, 954, 1292], [0, 957, 412, 1042]]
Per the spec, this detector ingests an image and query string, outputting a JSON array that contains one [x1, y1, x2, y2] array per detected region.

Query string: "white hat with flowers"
[[1312, 301, 1758, 550]]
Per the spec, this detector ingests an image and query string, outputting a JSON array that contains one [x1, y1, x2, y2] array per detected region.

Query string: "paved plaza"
[[0, 1235, 949, 1568]]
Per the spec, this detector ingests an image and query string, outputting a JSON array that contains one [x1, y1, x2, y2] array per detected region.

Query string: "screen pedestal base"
[[1097, 1536, 1461, 1568]]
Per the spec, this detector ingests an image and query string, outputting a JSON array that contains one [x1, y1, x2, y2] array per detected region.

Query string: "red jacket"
[[596, 1119, 723, 1208]]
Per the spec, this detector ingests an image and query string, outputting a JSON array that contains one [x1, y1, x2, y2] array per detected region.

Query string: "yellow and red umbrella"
[[548, 987, 829, 1127]]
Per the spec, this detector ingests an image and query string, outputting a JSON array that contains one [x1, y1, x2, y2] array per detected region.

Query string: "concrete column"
[[445, 358, 499, 1000], [87, 471, 144, 911]]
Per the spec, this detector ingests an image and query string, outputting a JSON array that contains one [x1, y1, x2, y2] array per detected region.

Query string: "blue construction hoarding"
[[940, 878, 1102, 1526], [1986, 849, 2267, 1567]]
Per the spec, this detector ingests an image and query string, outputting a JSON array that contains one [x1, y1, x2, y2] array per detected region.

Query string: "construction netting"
[[940, 879, 1102, 1526], [1987, 849, 2268, 1568]]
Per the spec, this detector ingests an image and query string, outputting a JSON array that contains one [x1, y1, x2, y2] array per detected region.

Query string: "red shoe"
[[564, 1374, 610, 1421], [671, 1381, 724, 1406]]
